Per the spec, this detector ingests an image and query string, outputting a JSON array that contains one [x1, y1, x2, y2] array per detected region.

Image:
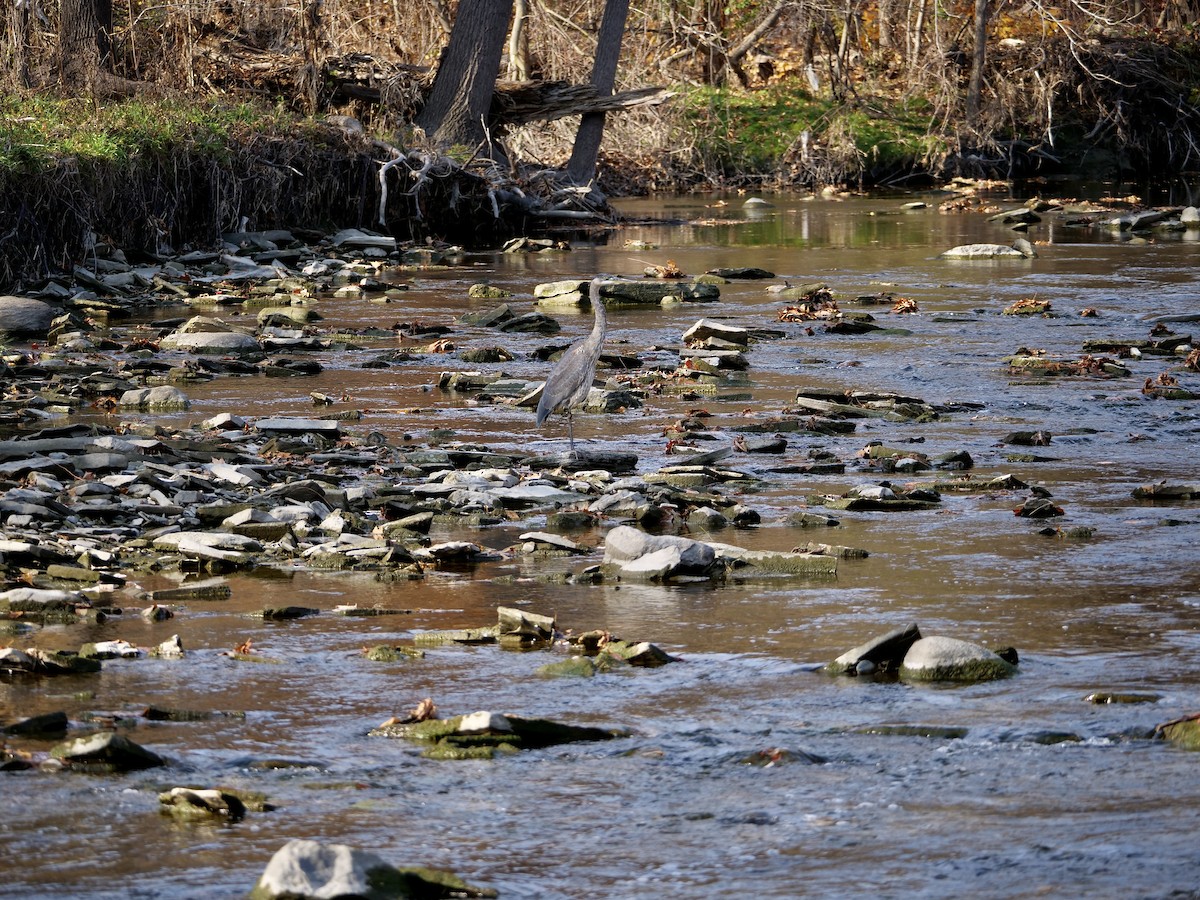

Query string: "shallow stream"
[[2, 189, 1199, 898]]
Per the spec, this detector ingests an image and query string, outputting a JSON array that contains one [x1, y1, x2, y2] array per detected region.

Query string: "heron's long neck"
[[592, 296, 606, 337], [590, 280, 607, 337]]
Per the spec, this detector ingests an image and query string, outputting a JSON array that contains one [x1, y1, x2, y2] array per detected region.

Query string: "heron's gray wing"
[[536, 336, 601, 425]]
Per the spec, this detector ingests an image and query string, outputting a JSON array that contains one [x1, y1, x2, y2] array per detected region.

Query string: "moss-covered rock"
[[371, 711, 628, 759], [1154, 713, 1200, 750], [537, 656, 601, 678], [899, 636, 1017, 683], [364, 645, 425, 662], [158, 787, 247, 821]]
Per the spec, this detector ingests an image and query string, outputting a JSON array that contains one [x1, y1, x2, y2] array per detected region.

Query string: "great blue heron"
[[535, 276, 607, 451]]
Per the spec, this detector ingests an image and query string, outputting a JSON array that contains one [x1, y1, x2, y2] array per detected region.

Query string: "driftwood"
[[489, 81, 673, 128], [322, 54, 671, 131]]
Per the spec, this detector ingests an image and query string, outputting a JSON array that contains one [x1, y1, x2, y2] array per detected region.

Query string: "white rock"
[[457, 711, 514, 735], [253, 840, 391, 899]]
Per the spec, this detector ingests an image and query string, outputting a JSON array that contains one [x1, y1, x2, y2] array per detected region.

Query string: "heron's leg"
[[567, 410, 576, 452]]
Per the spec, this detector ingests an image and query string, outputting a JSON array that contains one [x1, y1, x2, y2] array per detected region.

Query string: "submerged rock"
[[2, 710, 69, 737], [707, 543, 838, 577], [371, 711, 627, 759], [1084, 691, 1161, 705], [899, 636, 1017, 683], [249, 839, 497, 899]]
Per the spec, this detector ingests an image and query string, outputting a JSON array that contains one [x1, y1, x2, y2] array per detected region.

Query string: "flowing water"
[[3, 190, 1200, 898]]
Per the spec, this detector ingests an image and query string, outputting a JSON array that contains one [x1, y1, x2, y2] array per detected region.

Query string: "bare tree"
[[566, 0, 631, 184], [508, 0, 531, 80], [965, 0, 990, 124], [4, 0, 34, 88], [58, 0, 112, 93], [416, 0, 515, 149], [661, 0, 791, 86]]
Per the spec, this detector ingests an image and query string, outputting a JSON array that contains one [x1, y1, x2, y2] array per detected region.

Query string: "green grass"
[[0, 97, 299, 172], [679, 78, 943, 181]]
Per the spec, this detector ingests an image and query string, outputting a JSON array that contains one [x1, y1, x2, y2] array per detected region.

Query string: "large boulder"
[[899, 636, 1017, 683], [249, 839, 497, 899], [159, 317, 260, 354], [602, 525, 717, 580], [0, 296, 59, 336]]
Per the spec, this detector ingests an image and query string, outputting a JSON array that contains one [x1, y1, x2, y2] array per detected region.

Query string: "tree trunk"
[[8, 0, 33, 87], [907, 0, 927, 68], [965, 0, 989, 125], [566, 0, 630, 185], [59, 0, 112, 93], [415, 0, 514, 150], [508, 0, 530, 80], [878, 0, 896, 50]]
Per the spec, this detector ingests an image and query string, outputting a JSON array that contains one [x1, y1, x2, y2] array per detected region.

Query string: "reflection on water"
[[3, 192, 1200, 898]]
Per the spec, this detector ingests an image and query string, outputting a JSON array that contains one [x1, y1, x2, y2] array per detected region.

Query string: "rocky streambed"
[[2, 189, 1200, 897]]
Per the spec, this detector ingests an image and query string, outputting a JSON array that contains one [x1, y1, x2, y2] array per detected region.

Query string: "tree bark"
[[878, 0, 896, 50], [415, 0, 514, 150], [9, 0, 33, 87], [965, 0, 989, 125], [508, 0, 530, 80], [566, 0, 631, 185], [59, 0, 113, 93]]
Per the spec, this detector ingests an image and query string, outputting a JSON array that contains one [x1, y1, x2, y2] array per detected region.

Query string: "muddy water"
[[3, 192, 1200, 898]]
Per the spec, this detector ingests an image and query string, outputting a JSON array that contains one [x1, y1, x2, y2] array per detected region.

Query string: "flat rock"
[[254, 418, 342, 436], [0, 587, 88, 612], [489, 483, 589, 508], [682, 318, 751, 346], [153, 531, 263, 552], [708, 543, 838, 576], [160, 330, 261, 354], [535, 279, 720, 305], [941, 242, 1034, 259]]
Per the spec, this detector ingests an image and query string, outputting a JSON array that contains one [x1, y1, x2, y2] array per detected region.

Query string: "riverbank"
[[4, 24, 1200, 294]]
